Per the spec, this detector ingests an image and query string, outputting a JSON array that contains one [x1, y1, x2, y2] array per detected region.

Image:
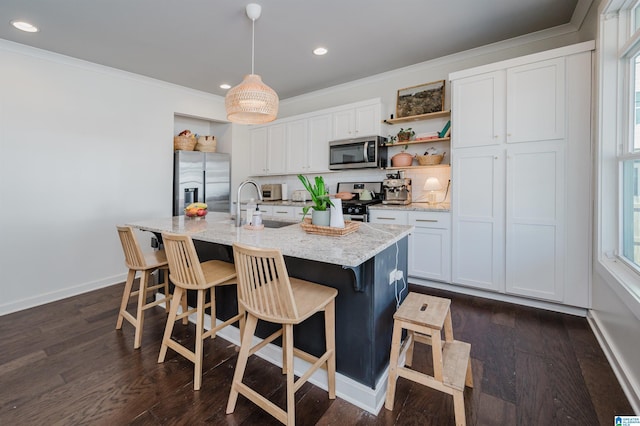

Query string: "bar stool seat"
[[159, 232, 246, 391], [116, 225, 174, 349], [385, 292, 473, 426]]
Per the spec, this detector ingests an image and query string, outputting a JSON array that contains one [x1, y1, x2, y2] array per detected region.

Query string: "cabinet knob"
[[507, 133, 512, 137], [494, 156, 498, 160], [494, 135, 499, 139]]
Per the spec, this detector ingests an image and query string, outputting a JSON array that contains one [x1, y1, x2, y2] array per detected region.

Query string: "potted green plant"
[[396, 127, 415, 142], [297, 175, 334, 226]]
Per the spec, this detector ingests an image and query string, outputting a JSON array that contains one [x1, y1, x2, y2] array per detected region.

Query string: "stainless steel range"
[[335, 181, 383, 222]]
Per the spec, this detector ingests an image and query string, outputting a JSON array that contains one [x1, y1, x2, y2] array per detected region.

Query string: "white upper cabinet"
[[506, 58, 565, 144], [452, 71, 505, 149], [249, 127, 268, 175], [332, 101, 381, 140], [248, 99, 380, 176], [249, 124, 286, 175], [307, 114, 332, 172], [285, 119, 309, 173], [268, 124, 287, 175], [452, 57, 565, 149]]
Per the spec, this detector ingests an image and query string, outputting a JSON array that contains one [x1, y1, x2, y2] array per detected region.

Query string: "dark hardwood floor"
[[0, 282, 632, 425]]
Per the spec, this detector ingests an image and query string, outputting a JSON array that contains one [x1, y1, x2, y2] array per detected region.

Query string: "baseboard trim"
[[587, 310, 640, 414], [156, 295, 387, 414], [0, 272, 128, 316], [409, 277, 588, 317]]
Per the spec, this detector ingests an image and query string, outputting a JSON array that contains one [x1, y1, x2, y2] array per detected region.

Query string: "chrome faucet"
[[235, 179, 263, 226]]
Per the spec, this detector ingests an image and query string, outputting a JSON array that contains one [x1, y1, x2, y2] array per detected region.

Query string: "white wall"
[[0, 40, 229, 314]]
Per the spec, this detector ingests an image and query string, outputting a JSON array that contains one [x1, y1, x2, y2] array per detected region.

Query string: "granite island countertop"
[[127, 212, 413, 268]]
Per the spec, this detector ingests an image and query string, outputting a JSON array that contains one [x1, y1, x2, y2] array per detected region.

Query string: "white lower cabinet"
[[408, 212, 451, 283], [369, 209, 452, 283]]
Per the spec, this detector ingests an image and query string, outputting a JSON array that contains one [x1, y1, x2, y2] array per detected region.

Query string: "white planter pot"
[[311, 209, 330, 226]]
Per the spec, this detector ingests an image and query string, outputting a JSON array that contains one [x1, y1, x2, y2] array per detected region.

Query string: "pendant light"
[[225, 3, 279, 124]]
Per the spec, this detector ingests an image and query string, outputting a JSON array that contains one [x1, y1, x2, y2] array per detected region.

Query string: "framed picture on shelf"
[[396, 80, 445, 118]]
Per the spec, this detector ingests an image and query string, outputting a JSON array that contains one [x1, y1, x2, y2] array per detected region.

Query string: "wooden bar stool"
[[385, 292, 473, 426], [159, 232, 246, 391], [116, 225, 175, 349], [226, 242, 337, 426]]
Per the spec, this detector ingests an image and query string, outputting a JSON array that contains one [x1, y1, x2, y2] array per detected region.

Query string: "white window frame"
[[597, 0, 640, 319]]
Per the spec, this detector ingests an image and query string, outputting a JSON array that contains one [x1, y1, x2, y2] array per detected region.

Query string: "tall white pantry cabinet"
[[449, 41, 593, 308]]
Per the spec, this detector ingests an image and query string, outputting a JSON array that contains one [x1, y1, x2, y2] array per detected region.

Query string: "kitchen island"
[[127, 212, 412, 413]]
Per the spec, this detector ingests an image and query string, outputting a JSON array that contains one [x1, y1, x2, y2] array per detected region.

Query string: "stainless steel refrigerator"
[[173, 151, 230, 215]]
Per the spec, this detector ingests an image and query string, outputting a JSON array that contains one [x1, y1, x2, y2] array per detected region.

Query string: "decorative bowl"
[[391, 152, 414, 167]]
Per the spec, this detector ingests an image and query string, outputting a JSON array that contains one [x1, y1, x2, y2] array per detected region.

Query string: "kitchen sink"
[[262, 220, 295, 229]]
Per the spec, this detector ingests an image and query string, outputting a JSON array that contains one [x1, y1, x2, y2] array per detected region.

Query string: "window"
[[621, 23, 640, 269]]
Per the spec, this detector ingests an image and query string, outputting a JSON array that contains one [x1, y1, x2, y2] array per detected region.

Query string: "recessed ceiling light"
[[313, 47, 328, 56], [11, 20, 39, 33], [220, 84, 231, 90]]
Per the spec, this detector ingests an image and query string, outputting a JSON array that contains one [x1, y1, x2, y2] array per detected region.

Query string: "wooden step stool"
[[385, 292, 473, 426]]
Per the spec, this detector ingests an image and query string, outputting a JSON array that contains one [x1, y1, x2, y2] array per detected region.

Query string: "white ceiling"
[[0, 0, 590, 100]]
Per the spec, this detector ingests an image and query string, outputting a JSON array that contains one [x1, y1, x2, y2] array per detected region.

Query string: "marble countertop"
[[127, 212, 413, 268], [369, 202, 450, 212]]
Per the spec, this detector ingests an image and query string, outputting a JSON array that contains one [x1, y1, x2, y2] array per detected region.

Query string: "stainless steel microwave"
[[328, 135, 387, 170]]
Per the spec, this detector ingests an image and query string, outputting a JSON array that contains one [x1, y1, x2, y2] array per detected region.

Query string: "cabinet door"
[[452, 71, 505, 149], [267, 124, 287, 174], [408, 212, 451, 283], [332, 108, 355, 140], [506, 58, 565, 144], [285, 119, 309, 173], [451, 147, 505, 291], [249, 127, 268, 175], [354, 104, 380, 137], [307, 114, 331, 172], [505, 142, 565, 301]]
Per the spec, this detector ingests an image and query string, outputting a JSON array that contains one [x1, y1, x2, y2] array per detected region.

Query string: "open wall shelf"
[[383, 110, 450, 125]]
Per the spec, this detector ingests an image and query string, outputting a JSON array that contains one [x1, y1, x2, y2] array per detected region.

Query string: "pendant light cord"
[[251, 18, 255, 75]]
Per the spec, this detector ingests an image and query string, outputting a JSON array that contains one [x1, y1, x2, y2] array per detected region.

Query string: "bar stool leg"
[[133, 271, 150, 349], [325, 299, 336, 399], [209, 287, 217, 339], [281, 325, 288, 375], [405, 330, 416, 367], [385, 320, 403, 410], [158, 286, 183, 363], [181, 290, 189, 325], [227, 313, 259, 414], [116, 269, 136, 330], [194, 289, 206, 391], [285, 324, 295, 426], [453, 390, 466, 426]]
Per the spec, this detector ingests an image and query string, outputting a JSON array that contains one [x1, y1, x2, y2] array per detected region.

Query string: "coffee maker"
[[383, 174, 412, 205]]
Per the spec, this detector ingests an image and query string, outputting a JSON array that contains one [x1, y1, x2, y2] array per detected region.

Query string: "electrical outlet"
[[395, 270, 404, 281], [389, 269, 398, 285]]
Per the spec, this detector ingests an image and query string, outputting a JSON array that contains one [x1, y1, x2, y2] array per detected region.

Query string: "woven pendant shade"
[[225, 74, 278, 124]]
